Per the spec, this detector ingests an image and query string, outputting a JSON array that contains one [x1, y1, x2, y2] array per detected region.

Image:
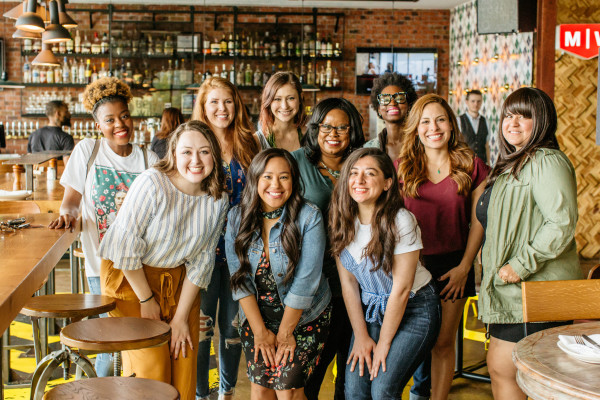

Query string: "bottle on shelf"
[[307, 62, 314, 85], [236, 63, 244, 86], [126, 61, 134, 84], [46, 65, 55, 84], [203, 36, 211, 55], [82, 32, 92, 54], [84, 59, 92, 84], [234, 34, 241, 56], [315, 32, 321, 57], [309, 33, 316, 58], [164, 35, 174, 56], [302, 35, 309, 57], [74, 30, 81, 53], [229, 64, 235, 85], [101, 32, 109, 54], [250, 98, 259, 115], [247, 34, 254, 57], [220, 63, 227, 80], [334, 42, 342, 58], [24, 38, 33, 53], [62, 57, 70, 83], [211, 37, 221, 56], [280, 34, 287, 58], [263, 32, 271, 59], [66, 34, 74, 54], [269, 35, 277, 58], [332, 67, 340, 87], [147, 35, 154, 56], [254, 33, 261, 58], [244, 64, 252, 86], [320, 34, 327, 57], [91, 32, 101, 54], [91, 65, 98, 82], [78, 59, 85, 84], [23, 57, 31, 83], [325, 60, 332, 87], [220, 34, 227, 56], [70, 59, 78, 84], [58, 39, 66, 54], [54, 63, 62, 83], [253, 65, 261, 86], [240, 33, 247, 57], [227, 34, 235, 57], [295, 38, 301, 58], [326, 36, 333, 57]]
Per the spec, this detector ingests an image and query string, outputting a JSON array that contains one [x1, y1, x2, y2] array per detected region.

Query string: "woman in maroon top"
[[396, 94, 488, 400]]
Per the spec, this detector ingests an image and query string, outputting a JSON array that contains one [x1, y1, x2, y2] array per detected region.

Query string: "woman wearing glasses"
[[397, 94, 488, 400], [365, 73, 418, 160], [292, 98, 365, 400]]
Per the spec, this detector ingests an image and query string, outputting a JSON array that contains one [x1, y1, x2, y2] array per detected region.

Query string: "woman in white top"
[[49, 77, 158, 376], [98, 121, 228, 400], [328, 148, 441, 400], [256, 71, 306, 151]]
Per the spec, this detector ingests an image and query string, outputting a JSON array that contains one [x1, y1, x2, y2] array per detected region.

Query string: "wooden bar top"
[[2, 151, 71, 166], [0, 213, 80, 333]]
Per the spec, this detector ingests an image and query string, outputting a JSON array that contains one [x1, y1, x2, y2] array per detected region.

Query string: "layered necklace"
[[262, 206, 284, 219], [320, 161, 341, 179]]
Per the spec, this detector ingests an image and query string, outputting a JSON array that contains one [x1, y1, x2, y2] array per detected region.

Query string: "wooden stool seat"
[[43, 376, 179, 400], [21, 294, 116, 319], [60, 317, 171, 352], [73, 247, 84, 258]]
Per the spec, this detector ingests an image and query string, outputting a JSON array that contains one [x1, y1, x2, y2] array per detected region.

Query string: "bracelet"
[[139, 293, 154, 304]]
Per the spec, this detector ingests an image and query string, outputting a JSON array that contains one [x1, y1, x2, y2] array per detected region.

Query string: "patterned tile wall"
[[449, 0, 534, 164]]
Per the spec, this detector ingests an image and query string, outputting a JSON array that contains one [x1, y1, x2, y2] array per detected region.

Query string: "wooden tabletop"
[[43, 376, 179, 400], [2, 152, 71, 165], [513, 321, 600, 400], [0, 169, 65, 207], [0, 213, 80, 333]]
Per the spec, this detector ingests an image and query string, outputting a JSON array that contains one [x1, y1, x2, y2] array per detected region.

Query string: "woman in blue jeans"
[[329, 148, 441, 399]]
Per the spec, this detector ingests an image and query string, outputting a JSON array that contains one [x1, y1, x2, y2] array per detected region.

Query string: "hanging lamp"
[[32, 42, 60, 66], [57, 0, 77, 29], [42, 0, 71, 43], [15, 0, 45, 33], [4, 0, 48, 22], [13, 28, 42, 39]]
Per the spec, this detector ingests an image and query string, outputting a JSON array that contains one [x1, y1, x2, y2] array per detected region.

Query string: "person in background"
[[27, 100, 74, 164], [329, 148, 440, 400], [365, 72, 418, 160], [151, 107, 185, 159], [226, 148, 331, 400], [99, 121, 228, 400], [49, 77, 159, 377], [192, 76, 260, 400], [397, 94, 488, 400], [477, 87, 581, 400], [256, 72, 307, 152], [292, 97, 365, 400], [459, 90, 490, 164]]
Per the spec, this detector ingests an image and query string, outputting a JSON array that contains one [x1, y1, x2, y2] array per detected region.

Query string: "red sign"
[[559, 24, 600, 60]]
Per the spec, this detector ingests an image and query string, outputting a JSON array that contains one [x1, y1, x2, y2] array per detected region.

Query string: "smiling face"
[[317, 108, 351, 158], [204, 88, 235, 131], [257, 157, 293, 213], [502, 112, 533, 151], [95, 100, 133, 149], [348, 156, 392, 207], [417, 102, 452, 151], [173, 130, 215, 193], [270, 83, 300, 124], [467, 93, 483, 115], [378, 85, 409, 124]]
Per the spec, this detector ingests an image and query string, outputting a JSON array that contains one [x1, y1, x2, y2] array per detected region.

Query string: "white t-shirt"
[[60, 138, 159, 277], [345, 208, 432, 294]]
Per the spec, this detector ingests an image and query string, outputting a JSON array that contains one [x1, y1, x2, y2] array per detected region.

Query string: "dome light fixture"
[[13, 28, 42, 39], [32, 42, 60, 66], [42, 0, 71, 43], [57, 0, 77, 29], [15, 0, 45, 33]]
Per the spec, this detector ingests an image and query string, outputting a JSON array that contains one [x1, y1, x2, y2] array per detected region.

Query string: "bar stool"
[[43, 376, 179, 400], [31, 317, 171, 400]]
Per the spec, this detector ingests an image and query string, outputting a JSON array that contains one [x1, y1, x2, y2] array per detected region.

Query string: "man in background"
[[459, 89, 489, 164], [27, 100, 74, 164]]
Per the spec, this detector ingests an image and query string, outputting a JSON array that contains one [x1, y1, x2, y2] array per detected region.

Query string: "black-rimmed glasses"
[[377, 92, 408, 106], [319, 124, 351, 135]]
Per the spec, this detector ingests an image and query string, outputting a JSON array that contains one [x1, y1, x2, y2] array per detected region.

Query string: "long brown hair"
[[398, 94, 474, 198], [487, 87, 559, 186], [156, 107, 185, 140], [154, 121, 225, 199], [329, 148, 411, 274], [191, 76, 259, 170], [230, 149, 304, 291], [259, 72, 306, 135]]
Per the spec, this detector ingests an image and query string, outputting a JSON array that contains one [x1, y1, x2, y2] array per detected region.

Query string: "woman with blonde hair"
[[192, 76, 260, 400], [396, 94, 489, 400]]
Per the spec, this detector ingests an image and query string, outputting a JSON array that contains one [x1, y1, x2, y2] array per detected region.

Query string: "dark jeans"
[[345, 282, 441, 400], [305, 296, 352, 400]]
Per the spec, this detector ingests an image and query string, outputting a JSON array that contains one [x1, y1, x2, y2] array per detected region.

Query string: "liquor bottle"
[[54, 64, 62, 83], [62, 57, 70, 83], [286, 36, 293, 57], [32, 65, 40, 83], [254, 33, 260, 57], [66, 34, 74, 54], [332, 67, 340, 87], [295, 39, 301, 58], [85, 59, 92, 83], [52, 42, 58, 53], [262, 67, 271, 86], [220, 63, 227, 79], [244, 64, 252, 86], [74, 30, 81, 53], [325, 60, 332, 87], [220, 34, 227, 56], [229, 64, 235, 84], [211, 37, 221, 56], [99, 62, 108, 79], [154, 34, 163, 55], [203, 36, 211, 55], [334, 43, 341, 58], [166, 60, 173, 86], [213, 64, 220, 78], [70, 58, 77, 83], [24, 38, 33, 52], [121, 61, 127, 82], [132, 33, 141, 55], [326, 36, 333, 57], [91, 65, 98, 82], [270, 35, 277, 58], [46, 66, 54, 83], [253, 65, 261, 86], [22, 58, 31, 83], [181, 59, 191, 85], [58, 39, 66, 54], [318, 64, 326, 86], [309, 33, 316, 58], [126, 61, 134, 84], [82, 32, 92, 54], [263, 32, 271, 59], [251, 98, 259, 115], [78, 59, 85, 84], [236, 63, 244, 86], [307, 62, 314, 85], [247, 34, 254, 57], [320, 35, 327, 57], [91, 32, 101, 54], [280, 34, 287, 57], [228, 34, 235, 57], [101, 33, 109, 54], [147, 35, 154, 56], [315, 32, 321, 57], [302, 36, 309, 57], [240, 33, 247, 57], [234, 34, 240, 56], [164, 35, 174, 56]]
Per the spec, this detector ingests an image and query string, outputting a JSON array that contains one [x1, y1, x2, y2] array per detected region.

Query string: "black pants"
[[304, 296, 352, 400]]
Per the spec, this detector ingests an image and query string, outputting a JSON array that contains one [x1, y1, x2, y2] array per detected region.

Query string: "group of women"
[[49, 69, 580, 400]]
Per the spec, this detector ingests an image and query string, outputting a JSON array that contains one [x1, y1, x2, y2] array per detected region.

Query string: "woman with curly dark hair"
[[226, 148, 331, 399], [151, 107, 185, 159], [365, 72, 418, 160], [49, 76, 159, 377], [291, 97, 365, 400]]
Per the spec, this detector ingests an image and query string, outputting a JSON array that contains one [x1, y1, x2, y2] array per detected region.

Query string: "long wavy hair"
[[302, 97, 366, 165], [154, 121, 226, 199], [329, 148, 408, 274], [156, 107, 185, 140], [398, 94, 474, 198], [259, 72, 307, 136], [487, 87, 559, 186], [191, 76, 259, 170], [230, 148, 305, 291]]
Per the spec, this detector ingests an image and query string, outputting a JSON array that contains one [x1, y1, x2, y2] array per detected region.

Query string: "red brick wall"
[[0, 3, 449, 152]]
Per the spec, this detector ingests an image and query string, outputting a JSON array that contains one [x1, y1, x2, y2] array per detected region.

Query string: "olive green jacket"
[[479, 148, 582, 324]]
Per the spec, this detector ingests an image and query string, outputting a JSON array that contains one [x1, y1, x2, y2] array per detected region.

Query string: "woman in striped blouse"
[[329, 148, 441, 400], [99, 121, 229, 400]]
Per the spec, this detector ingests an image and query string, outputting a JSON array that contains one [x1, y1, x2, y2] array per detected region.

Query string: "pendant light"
[[32, 42, 60, 66], [4, 0, 48, 22], [42, 0, 71, 43], [57, 0, 77, 29], [13, 28, 42, 39], [15, 0, 45, 33]]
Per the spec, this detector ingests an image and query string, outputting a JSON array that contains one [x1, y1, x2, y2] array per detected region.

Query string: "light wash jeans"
[[345, 281, 441, 400], [195, 262, 242, 399], [87, 276, 114, 377]]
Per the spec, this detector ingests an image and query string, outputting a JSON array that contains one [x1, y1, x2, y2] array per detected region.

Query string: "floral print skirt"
[[240, 252, 331, 390]]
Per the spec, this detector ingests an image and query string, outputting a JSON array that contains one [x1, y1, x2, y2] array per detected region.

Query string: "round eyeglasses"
[[318, 123, 351, 135], [377, 92, 408, 106]]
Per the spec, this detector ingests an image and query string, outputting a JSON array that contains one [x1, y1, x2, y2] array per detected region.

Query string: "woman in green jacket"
[[476, 87, 582, 400]]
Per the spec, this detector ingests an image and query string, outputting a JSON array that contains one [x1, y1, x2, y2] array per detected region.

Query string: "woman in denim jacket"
[[226, 148, 332, 400]]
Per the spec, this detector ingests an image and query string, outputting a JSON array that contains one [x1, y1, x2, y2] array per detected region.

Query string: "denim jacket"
[[225, 202, 331, 326]]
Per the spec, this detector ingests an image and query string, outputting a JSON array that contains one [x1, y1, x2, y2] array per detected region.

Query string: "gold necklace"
[[433, 158, 449, 174]]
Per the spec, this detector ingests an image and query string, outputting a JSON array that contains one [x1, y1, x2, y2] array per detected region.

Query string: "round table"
[[513, 321, 600, 400]]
